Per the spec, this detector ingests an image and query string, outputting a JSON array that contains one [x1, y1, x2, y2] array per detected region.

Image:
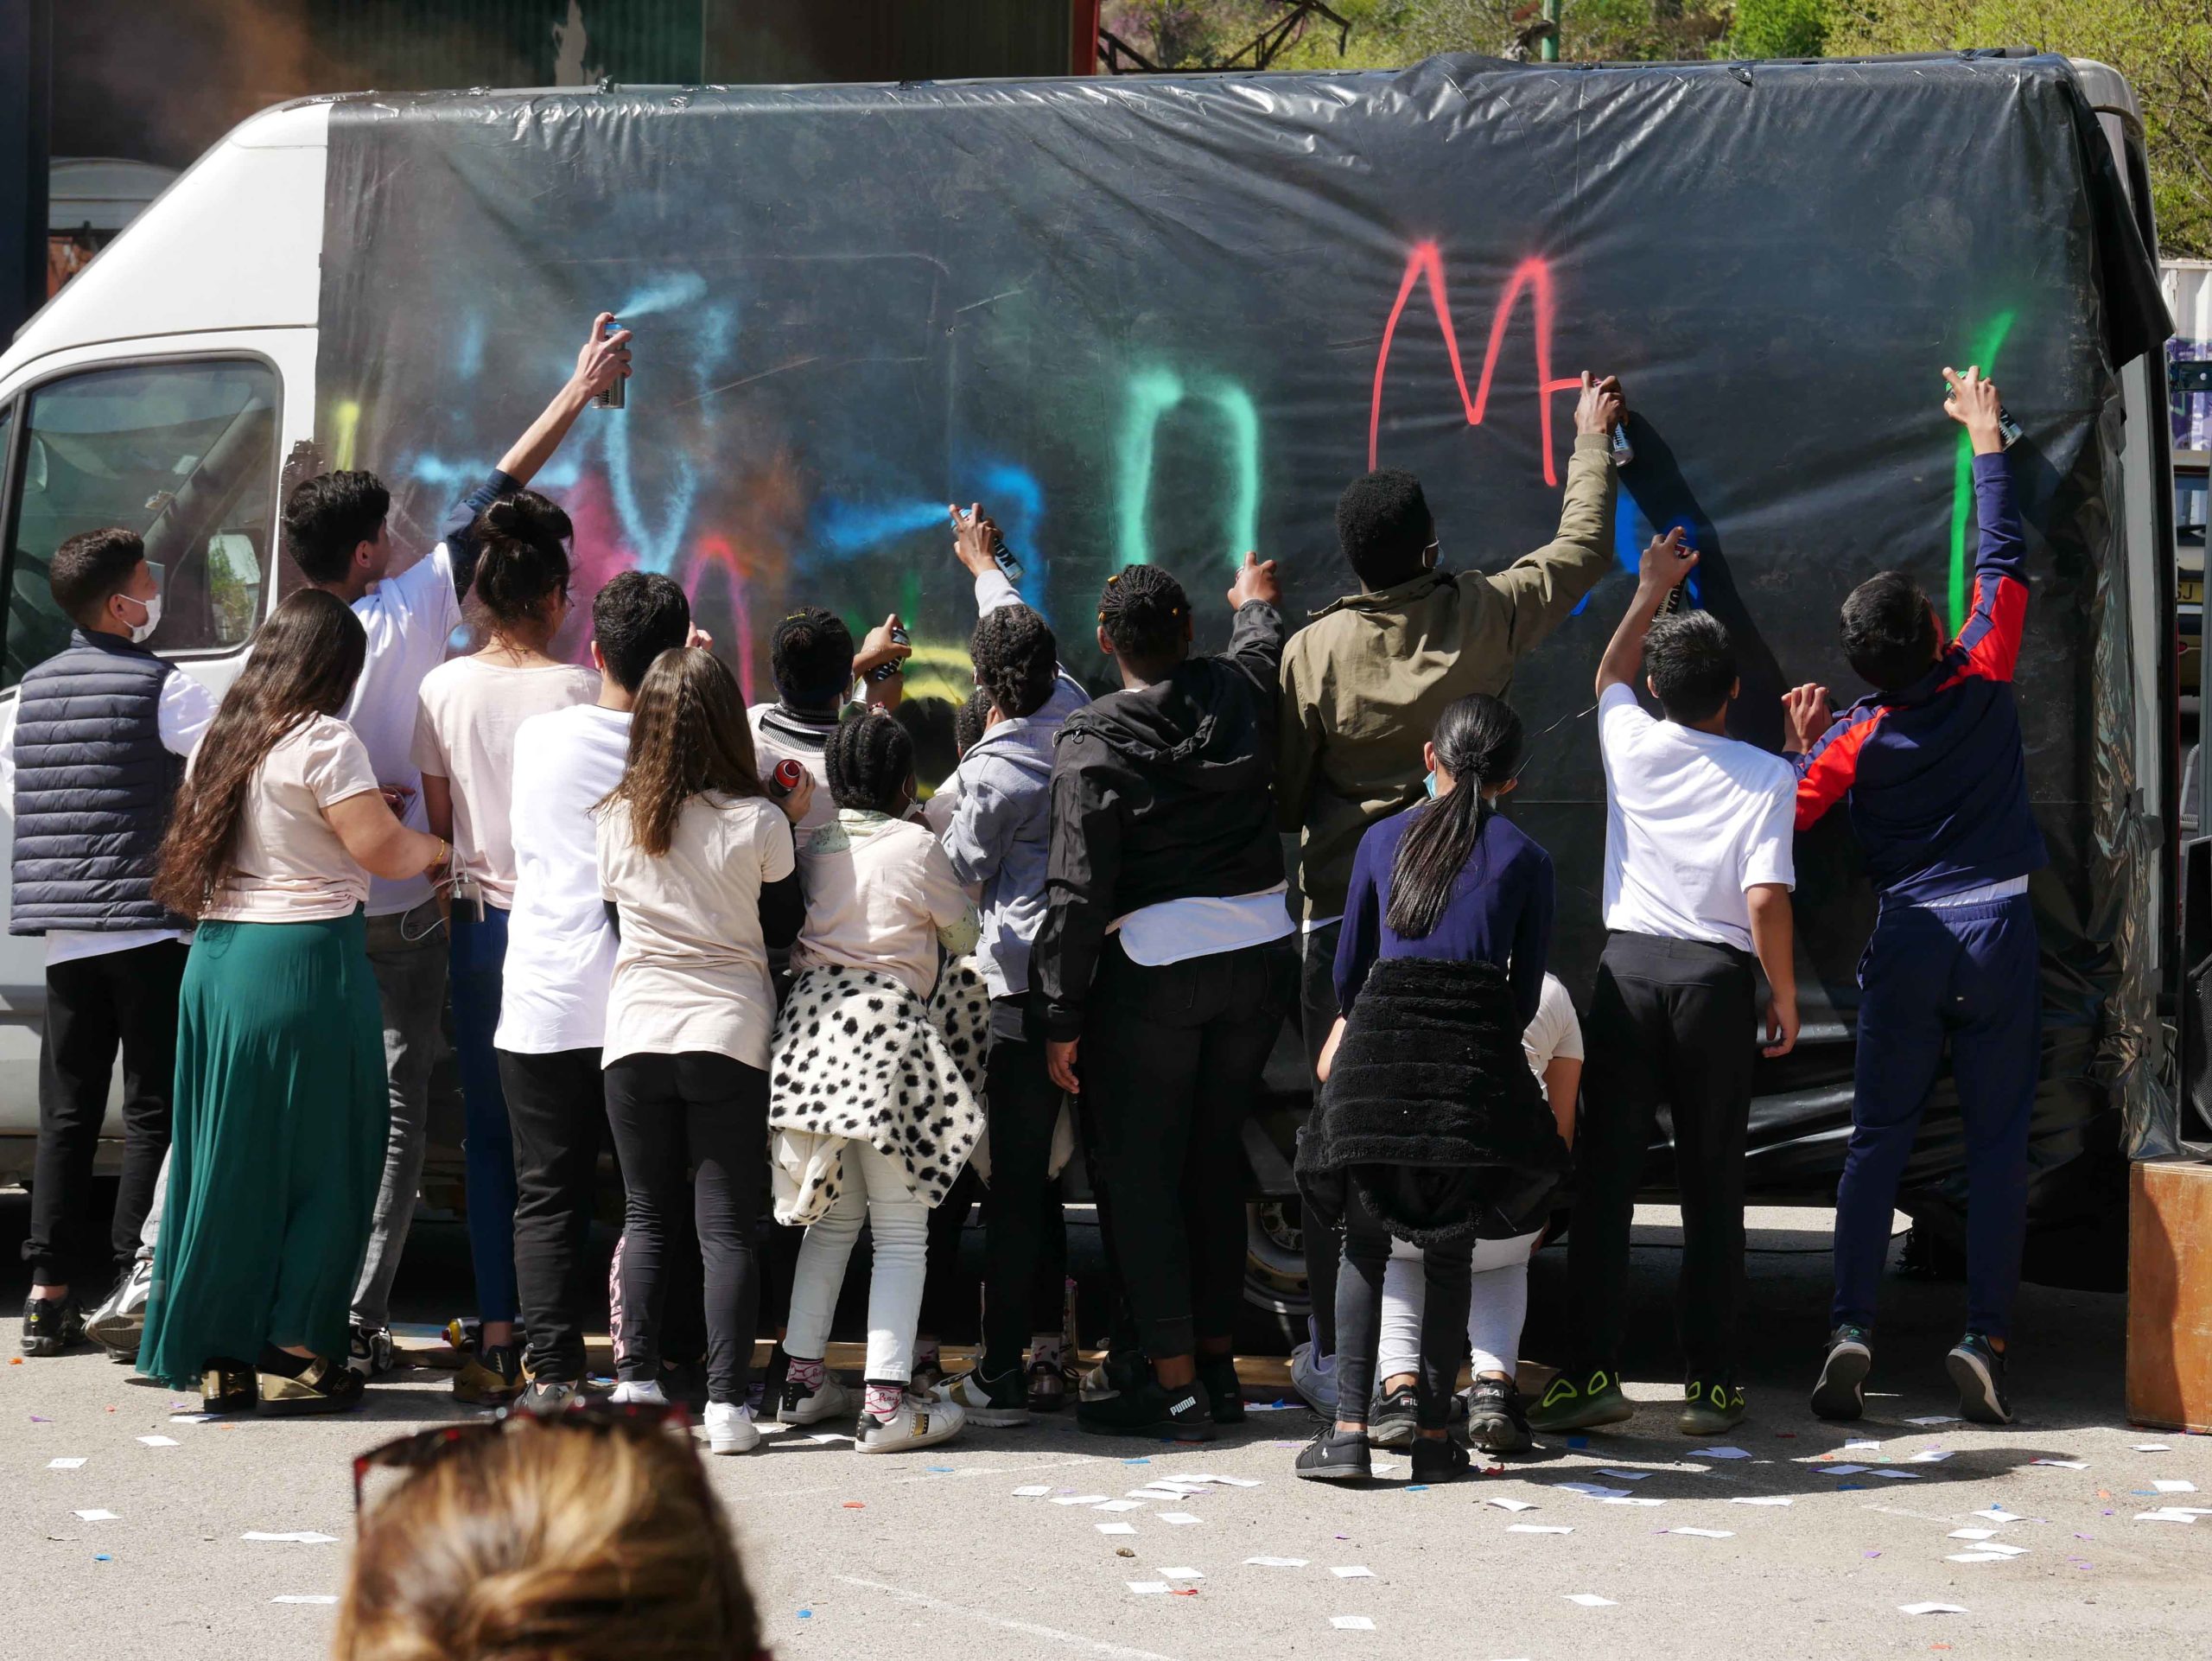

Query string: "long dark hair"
[[600, 648, 764, 856], [153, 589, 368, 918], [1384, 693, 1524, 939], [469, 490, 573, 633]]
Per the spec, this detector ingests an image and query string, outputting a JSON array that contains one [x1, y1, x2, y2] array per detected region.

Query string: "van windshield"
[[2, 359, 279, 687]]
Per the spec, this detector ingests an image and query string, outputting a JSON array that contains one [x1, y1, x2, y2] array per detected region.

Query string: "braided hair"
[[1384, 694, 1525, 939], [1096, 563, 1189, 672], [470, 491, 574, 631], [823, 710, 914, 815], [953, 686, 989, 756], [970, 602, 1058, 720]]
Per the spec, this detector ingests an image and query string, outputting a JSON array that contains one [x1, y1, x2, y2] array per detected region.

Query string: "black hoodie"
[[1033, 600, 1285, 1041]]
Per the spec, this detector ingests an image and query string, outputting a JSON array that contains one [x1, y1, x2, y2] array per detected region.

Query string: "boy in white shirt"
[[278, 313, 632, 1377], [1529, 529, 1798, 1438]]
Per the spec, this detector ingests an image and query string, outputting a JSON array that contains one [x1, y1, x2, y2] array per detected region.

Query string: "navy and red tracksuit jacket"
[[1793, 453, 2047, 899]]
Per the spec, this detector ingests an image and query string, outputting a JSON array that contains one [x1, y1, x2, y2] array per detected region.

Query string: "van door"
[[0, 328, 315, 1162]]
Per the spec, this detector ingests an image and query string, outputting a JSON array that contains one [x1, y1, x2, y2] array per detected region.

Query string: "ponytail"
[[469, 490, 574, 630], [1384, 694, 1525, 939]]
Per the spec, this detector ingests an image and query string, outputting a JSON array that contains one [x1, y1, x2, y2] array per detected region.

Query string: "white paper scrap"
[[1815, 1463, 1869, 1476], [1565, 1594, 1617, 1607], [1160, 1567, 1205, 1580], [1210, 1476, 1262, 1487], [1245, 1557, 1309, 1567], [47, 1459, 86, 1470], [136, 1435, 181, 1448], [242, 1531, 340, 1544], [72, 1510, 118, 1521], [1869, 1469, 1923, 1480], [1164, 1473, 1226, 1484], [1555, 1482, 1633, 1499], [2132, 1443, 2172, 1452], [1097, 1523, 1137, 1537], [1593, 1468, 1655, 1481], [272, 1596, 339, 1606], [1909, 1450, 1955, 1463], [1688, 1446, 1752, 1460], [1507, 1524, 1573, 1534], [1977, 1543, 2029, 1556], [1730, 1496, 1793, 1507], [1844, 1440, 1884, 1451], [2134, 1509, 2199, 1524], [1126, 1581, 1169, 1595], [1158, 1512, 1200, 1526], [1485, 1498, 1538, 1511], [1948, 1529, 1997, 1541], [1900, 1603, 1967, 1616], [2153, 1480, 2198, 1493], [2031, 1459, 2088, 1469], [1904, 1416, 1961, 1426], [1011, 1486, 1051, 1497], [1978, 1510, 2023, 1524], [1332, 1565, 1375, 1579], [1947, 1553, 2013, 1564], [1051, 1494, 1111, 1506], [1096, 1500, 1144, 1512], [1663, 1527, 1734, 1538], [1128, 1488, 1182, 1501], [1601, 1497, 1666, 1507], [1331, 1616, 1376, 1631]]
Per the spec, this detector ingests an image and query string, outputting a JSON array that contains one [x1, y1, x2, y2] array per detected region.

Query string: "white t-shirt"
[[496, 703, 630, 1053], [411, 656, 599, 910], [1112, 885, 1296, 968], [346, 544, 463, 916], [598, 791, 795, 1069], [0, 669, 218, 964], [1597, 683, 1796, 954], [791, 809, 978, 1002], [196, 714, 382, 923], [1522, 972, 1585, 1078]]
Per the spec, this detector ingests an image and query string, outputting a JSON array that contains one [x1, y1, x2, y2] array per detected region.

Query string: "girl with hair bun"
[[411, 489, 600, 1405], [1294, 692, 1572, 1484]]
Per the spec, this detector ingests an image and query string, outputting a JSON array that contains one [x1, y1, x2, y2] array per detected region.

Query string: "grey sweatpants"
[[349, 901, 449, 1329]]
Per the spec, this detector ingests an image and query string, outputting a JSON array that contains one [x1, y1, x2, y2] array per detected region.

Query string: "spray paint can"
[[951, 504, 1024, 582], [766, 758, 806, 799], [866, 624, 910, 684], [1941, 379, 2022, 448], [596, 315, 626, 410], [1609, 420, 1634, 468]]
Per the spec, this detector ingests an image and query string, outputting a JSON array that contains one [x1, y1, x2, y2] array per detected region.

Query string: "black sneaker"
[[1465, 1377, 1532, 1454], [21, 1293, 86, 1356], [1294, 1427, 1372, 1482], [1076, 1376, 1215, 1441], [1409, 1435, 1472, 1483], [1811, 1324, 1873, 1422], [1367, 1384, 1418, 1450], [1947, 1333, 2013, 1425], [1678, 1377, 1747, 1435], [1197, 1354, 1246, 1425]]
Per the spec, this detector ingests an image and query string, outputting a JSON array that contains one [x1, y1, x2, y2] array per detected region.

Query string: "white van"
[[0, 55, 2178, 1268]]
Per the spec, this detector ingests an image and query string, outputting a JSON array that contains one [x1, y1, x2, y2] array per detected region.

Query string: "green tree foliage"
[[1725, 0, 1829, 58]]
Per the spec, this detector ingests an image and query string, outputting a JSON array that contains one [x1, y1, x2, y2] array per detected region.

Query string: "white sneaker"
[[778, 1371, 854, 1425], [1290, 1332, 1338, 1416], [608, 1378, 669, 1407], [86, 1258, 153, 1362], [855, 1391, 964, 1454], [704, 1400, 760, 1454]]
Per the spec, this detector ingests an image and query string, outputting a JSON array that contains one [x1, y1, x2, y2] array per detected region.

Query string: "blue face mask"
[[1424, 770, 1439, 799]]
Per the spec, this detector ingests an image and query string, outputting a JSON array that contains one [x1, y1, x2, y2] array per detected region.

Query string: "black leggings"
[[498, 1046, 606, 1385], [1333, 1186, 1471, 1431], [602, 1051, 767, 1404]]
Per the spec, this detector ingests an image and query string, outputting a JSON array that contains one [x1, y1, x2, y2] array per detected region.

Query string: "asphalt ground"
[[4, 1193, 2209, 1660]]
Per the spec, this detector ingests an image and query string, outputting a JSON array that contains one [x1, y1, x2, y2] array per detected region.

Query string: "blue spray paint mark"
[[973, 458, 1047, 612], [456, 313, 486, 382], [692, 305, 737, 398], [407, 454, 583, 492], [613, 272, 709, 319], [600, 413, 698, 576], [809, 496, 950, 559]]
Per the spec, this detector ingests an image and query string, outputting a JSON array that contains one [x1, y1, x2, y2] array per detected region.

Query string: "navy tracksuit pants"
[[1831, 894, 2039, 1340]]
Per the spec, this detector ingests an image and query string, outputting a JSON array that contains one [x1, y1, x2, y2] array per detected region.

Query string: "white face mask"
[[116, 590, 162, 645]]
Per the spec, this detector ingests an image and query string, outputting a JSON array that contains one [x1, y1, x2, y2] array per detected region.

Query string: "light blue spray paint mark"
[[613, 272, 709, 319], [974, 458, 1047, 612], [599, 413, 698, 576], [407, 454, 582, 492], [692, 305, 738, 399], [810, 497, 950, 558], [1115, 370, 1260, 569], [456, 313, 486, 383]]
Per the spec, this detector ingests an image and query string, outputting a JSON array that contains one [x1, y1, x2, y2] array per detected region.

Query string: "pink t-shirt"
[[791, 809, 978, 1001], [197, 714, 382, 923]]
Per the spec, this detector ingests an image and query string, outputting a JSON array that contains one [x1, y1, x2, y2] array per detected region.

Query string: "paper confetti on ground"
[[73, 1510, 118, 1522], [2031, 1459, 2088, 1470], [1127, 1581, 1168, 1595], [1010, 1486, 1050, 1497], [1332, 1566, 1376, 1578], [242, 1531, 339, 1544], [2153, 1480, 2198, 1493], [1555, 1482, 1633, 1499], [1593, 1468, 1655, 1481], [1730, 1496, 1793, 1506], [48, 1459, 86, 1470], [1900, 1603, 1968, 1616], [1485, 1498, 1537, 1511], [1508, 1524, 1573, 1534], [1688, 1447, 1752, 1460], [1096, 1500, 1144, 1512], [1663, 1527, 1734, 1538], [1097, 1523, 1138, 1537], [1050, 1494, 1110, 1506], [1332, 1616, 1376, 1630], [136, 1435, 181, 1448], [1160, 1567, 1205, 1580], [1245, 1557, 1309, 1567], [271, 1596, 339, 1605], [1565, 1594, 1617, 1607]]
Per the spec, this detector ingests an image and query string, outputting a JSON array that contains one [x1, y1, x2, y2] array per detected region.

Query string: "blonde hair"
[[334, 1418, 762, 1661]]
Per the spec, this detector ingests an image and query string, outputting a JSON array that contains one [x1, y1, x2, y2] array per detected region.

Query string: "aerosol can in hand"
[[766, 758, 807, 799], [595, 315, 626, 410], [950, 503, 1024, 582]]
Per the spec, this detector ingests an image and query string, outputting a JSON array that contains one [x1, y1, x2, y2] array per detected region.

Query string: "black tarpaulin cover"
[[311, 51, 2173, 1246]]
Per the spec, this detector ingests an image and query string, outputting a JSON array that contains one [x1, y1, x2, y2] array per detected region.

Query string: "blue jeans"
[[450, 903, 518, 1326], [1830, 895, 2040, 1340]]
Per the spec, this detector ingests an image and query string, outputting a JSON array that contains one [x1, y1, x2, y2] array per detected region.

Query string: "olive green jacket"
[[1277, 432, 1617, 924]]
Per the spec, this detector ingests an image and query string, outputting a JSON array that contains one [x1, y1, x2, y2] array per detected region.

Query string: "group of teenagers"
[[14, 312, 2046, 1477]]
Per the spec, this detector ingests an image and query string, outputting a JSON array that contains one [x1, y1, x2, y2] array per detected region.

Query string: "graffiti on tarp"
[[1116, 368, 1261, 570], [1948, 310, 2019, 633], [1369, 242, 1585, 487]]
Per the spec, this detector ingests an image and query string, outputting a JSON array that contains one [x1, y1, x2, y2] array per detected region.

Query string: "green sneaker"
[[1678, 1377, 1746, 1435], [1525, 1367, 1636, 1433]]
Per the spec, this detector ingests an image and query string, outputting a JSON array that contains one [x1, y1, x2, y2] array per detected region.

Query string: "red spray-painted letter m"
[[1368, 242, 1582, 487]]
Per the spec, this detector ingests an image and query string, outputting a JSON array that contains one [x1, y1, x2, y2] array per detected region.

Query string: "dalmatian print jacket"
[[766, 958, 995, 1225]]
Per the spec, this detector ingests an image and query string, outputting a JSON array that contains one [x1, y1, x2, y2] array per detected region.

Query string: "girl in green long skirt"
[[141, 590, 451, 1415]]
